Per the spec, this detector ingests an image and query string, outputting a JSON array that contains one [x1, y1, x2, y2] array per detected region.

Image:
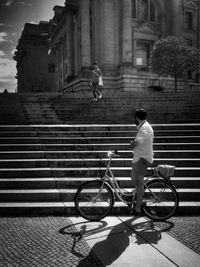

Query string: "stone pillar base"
[[118, 63, 137, 75], [102, 64, 117, 76], [78, 66, 91, 78]]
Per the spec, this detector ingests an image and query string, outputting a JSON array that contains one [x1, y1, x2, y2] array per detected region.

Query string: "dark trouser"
[[131, 157, 151, 211], [92, 82, 101, 98]]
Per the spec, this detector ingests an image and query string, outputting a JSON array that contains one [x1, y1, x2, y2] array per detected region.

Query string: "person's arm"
[[130, 126, 149, 149], [130, 139, 139, 149]]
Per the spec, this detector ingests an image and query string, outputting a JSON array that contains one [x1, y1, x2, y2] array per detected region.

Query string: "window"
[[136, 42, 150, 68], [185, 11, 193, 30], [150, 0, 156, 21], [141, 0, 148, 21], [132, 0, 136, 18], [136, 0, 156, 22]]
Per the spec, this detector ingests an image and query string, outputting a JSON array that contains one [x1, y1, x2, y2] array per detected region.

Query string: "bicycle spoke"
[[143, 179, 179, 221], [75, 181, 114, 221]]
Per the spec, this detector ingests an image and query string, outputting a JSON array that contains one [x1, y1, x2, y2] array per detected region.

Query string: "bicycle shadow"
[[74, 217, 174, 267], [59, 220, 109, 264]]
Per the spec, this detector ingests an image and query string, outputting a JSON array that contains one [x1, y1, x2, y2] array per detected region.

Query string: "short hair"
[[93, 61, 98, 65], [135, 108, 147, 120]]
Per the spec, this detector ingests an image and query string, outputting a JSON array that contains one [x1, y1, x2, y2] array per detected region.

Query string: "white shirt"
[[133, 120, 154, 164]]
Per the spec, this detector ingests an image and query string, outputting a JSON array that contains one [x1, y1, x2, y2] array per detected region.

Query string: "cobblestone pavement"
[[155, 216, 200, 256], [0, 216, 199, 267], [0, 217, 103, 267]]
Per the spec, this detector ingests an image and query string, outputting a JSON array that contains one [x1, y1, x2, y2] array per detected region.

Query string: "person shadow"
[[77, 217, 174, 267]]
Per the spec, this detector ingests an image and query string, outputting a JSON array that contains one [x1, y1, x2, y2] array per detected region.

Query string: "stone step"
[[15, 89, 200, 124], [0, 188, 199, 202], [0, 150, 200, 159], [0, 188, 200, 202], [0, 123, 200, 131], [25, 98, 193, 104], [1, 129, 200, 137], [0, 158, 199, 168], [0, 151, 46, 159], [0, 168, 51, 178], [0, 159, 49, 168], [0, 177, 199, 189], [0, 167, 199, 178], [0, 201, 199, 216], [1, 136, 200, 144], [0, 178, 56, 189], [0, 123, 199, 216], [1, 143, 200, 151]]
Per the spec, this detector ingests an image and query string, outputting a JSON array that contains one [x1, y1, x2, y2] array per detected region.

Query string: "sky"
[[0, 0, 65, 92]]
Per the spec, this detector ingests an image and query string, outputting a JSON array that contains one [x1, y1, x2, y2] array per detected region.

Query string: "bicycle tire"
[[142, 178, 179, 221], [75, 180, 114, 221]]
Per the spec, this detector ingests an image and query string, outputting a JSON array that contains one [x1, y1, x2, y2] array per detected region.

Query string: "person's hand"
[[130, 140, 138, 149]]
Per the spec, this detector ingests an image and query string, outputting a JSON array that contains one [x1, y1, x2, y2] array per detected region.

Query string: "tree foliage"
[[150, 36, 200, 91]]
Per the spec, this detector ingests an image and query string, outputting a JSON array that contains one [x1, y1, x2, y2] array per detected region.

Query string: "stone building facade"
[[15, 0, 200, 92], [14, 21, 54, 92]]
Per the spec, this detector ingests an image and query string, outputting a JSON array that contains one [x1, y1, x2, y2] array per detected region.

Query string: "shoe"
[[132, 209, 141, 216], [98, 94, 102, 99], [129, 207, 141, 216], [93, 98, 98, 101]]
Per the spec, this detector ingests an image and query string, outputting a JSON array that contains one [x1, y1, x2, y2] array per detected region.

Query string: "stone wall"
[[63, 74, 197, 94]]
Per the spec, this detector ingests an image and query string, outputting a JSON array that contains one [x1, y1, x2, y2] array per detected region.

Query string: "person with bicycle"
[[130, 108, 154, 214]]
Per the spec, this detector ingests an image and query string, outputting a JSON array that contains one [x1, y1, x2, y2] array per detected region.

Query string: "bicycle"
[[74, 150, 179, 221]]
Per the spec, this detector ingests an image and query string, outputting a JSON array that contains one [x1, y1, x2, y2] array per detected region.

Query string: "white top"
[[133, 120, 154, 164]]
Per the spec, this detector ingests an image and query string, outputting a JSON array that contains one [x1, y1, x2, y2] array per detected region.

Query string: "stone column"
[[80, 0, 91, 73], [122, 0, 132, 65], [66, 11, 74, 78], [102, 0, 115, 65]]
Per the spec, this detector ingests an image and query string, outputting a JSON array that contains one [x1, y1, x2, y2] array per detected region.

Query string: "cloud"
[[11, 48, 16, 56], [0, 32, 8, 43], [5, 0, 14, 6], [18, 1, 32, 6], [0, 80, 17, 92], [0, 56, 16, 82], [0, 50, 6, 57], [0, 0, 14, 7], [0, 31, 15, 45], [0, 48, 16, 82]]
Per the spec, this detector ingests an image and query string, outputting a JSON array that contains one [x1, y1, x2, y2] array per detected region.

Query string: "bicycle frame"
[[101, 157, 135, 204], [96, 154, 168, 206]]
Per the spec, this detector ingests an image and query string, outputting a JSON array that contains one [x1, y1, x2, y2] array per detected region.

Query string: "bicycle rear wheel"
[[75, 180, 114, 221], [143, 178, 179, 221]]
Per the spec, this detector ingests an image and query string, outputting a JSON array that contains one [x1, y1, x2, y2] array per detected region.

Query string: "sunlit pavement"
[[0, 216, 200, 267]]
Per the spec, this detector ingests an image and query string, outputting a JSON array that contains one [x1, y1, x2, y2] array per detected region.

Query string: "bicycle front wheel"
[[143, 179, 179, 221], [75, 180, 114, 221]]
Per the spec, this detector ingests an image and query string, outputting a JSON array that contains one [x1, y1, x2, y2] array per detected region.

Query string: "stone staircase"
[[0, 93, 26, 125], [17, 88, 200, 124], [0, 124, 199, 216]]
